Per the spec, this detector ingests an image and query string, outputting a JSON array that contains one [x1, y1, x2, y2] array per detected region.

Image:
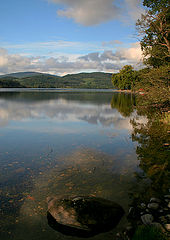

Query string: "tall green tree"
[[136, 0, 170, 67], [112, 65, 138, 90]]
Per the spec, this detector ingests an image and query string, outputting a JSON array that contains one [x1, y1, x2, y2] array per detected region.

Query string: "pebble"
[[164, 208, 169, 211], [147, 203, 159, 210], [141, 214, 154, 225], [150, 197, 161, 203], [159, 216, 167, 223], [164, 195, 170, 199], [150, 222, 163, 230], [164, 224, 170, 232], [126, 225, 133, 231], [141, 203, 146, 208], [127, 207, 136, 219]]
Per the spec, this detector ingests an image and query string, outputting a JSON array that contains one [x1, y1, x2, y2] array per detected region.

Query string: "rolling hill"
[[0, 72, 113, 89]]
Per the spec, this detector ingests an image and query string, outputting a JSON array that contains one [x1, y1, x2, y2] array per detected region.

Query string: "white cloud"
[[124, 0, 143, 22], [116, 42, 142, 61], [102, 40, 123, 47], [0, 48, 8, 67], [0, 42, 142, 75], [50, 0, 143, 26], [80, 42, 142, 65], [51, 0, 120, 26]]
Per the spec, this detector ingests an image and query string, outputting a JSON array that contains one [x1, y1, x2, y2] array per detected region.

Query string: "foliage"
[[136, 0, 170, 67], [135, 65, 170, 105], [0, 72, 113, 89], [0, 77, 23, 88], [132, 225, 167, 240], [143, 0, 170, 12], [112, 65, 139, 90]]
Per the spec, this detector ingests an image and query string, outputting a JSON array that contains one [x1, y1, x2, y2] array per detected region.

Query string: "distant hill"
[[0, 72, 113, 89], [0, 72, 45, 79]]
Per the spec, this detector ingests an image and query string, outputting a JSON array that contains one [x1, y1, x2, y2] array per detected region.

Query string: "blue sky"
[[0, 0, 144, 75]]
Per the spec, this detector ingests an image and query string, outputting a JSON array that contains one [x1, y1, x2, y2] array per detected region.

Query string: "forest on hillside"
[[0, 72, 113, 89]]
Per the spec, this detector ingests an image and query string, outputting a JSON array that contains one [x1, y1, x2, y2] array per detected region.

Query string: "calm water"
[[0, 90, 145, 240]]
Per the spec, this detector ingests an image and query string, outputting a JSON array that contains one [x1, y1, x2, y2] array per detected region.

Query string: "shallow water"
[[0, 90, 143, 239]]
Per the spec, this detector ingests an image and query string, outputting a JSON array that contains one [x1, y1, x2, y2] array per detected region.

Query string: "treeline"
[[112, 0, 170, 106], [0, 77, 24, 88], [0, 72, 113, 89]]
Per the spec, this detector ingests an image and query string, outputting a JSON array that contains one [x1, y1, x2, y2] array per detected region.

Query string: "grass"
[[132, 225, 167, 240]]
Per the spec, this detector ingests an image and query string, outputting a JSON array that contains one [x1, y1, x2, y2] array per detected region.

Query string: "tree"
[[143, 0, 169, 12], [112, 65, 138, 90], [136, 0, 170, 67]]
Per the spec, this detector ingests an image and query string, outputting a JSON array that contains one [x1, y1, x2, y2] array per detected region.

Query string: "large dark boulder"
[[47, 196, 124, 237]]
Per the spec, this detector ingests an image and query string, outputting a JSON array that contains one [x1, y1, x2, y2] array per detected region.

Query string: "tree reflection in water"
[[130, 105, 169, 204], [111, 93, 136, 117], [111, 92, 169, 201]]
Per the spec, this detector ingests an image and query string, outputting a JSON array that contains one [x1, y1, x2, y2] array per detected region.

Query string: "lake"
[[0, 89, 147, 239]]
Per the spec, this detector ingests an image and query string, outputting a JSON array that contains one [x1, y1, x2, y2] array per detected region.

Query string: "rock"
[[126, 225, 133, 231], [127, 207, 137, 219], [116, 232, 120, 237], [141, 214, 154, 225], [168, 202, 170, 208], [141, 203, 146, 209], [150, 222, 163, 230], [47, 196, 124, 237], [159, 216, 167, 223], [164, 224, 170, 232], [166, 214, 170, 221], [164, 195, 170, 199], [147, 203, 159, 210], [150, 197, 161, 203]]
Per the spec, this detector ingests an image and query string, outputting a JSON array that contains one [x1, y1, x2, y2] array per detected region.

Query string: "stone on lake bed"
[[164, 224, 170, 232], [150, 197, 161, 203], [141, 214, 154, 225], [164, 195, 170, 199], [147, 203, 159, 210], [47, 196, 125, 237], [140, 203, 146, 209], [150, 222, 163, 230]]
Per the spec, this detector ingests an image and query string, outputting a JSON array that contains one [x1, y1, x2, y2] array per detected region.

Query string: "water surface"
[[0, 90, 142, 240]]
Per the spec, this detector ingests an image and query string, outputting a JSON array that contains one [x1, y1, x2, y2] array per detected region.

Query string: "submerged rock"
[[47, 196, 124, 237], [147, 203, 159, 210], [150, 197, 161, 203], [164, 224, 170, 232], [164, 195, 170, 199], [141, 214, 154, 225]]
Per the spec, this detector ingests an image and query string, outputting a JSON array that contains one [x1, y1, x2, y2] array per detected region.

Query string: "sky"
[[0, 0, 145, 76]]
